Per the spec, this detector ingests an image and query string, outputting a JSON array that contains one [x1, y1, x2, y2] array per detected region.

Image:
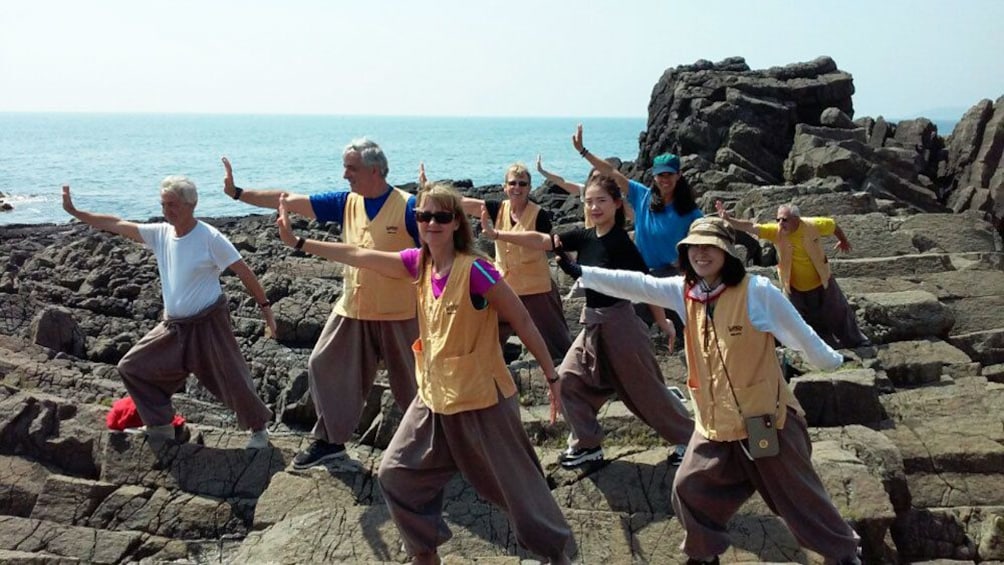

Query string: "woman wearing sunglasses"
[[276, 185, 572, 565], [557, 217, 861, 565], [482, 174, 694, 470], [442, 162, 573, 362]]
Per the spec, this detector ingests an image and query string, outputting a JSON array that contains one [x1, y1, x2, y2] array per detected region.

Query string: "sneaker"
[[557, 445, 604, 468], [292, 439, 346, 469], [686, 557, 719, 565], [667, 444, 686, 466], [246, 429, 270, 449]]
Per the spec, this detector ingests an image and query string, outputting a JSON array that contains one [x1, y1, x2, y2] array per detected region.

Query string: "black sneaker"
[[667, 444, 686, 466], [558, 445, 604, 468], [292, 440, 346, 469]]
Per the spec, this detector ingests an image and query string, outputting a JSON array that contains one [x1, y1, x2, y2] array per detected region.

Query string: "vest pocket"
[[729, 377, 780, 419], [430, 351, 498, 411]]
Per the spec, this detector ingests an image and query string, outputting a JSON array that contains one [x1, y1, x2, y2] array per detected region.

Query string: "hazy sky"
[[1, 0, 1001, 120]]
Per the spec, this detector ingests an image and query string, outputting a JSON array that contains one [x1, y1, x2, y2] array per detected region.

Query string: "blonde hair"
[[503, 162, 532, 186], [415, 183, 488, 275]]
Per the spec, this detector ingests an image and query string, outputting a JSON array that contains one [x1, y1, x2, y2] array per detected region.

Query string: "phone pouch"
[[745, 414, 779, 459]]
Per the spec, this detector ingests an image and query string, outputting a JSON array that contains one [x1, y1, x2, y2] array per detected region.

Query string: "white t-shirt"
[[137, 221, 242, 318]]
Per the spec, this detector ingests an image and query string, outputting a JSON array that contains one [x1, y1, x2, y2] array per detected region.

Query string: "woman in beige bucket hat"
[[558, 216, 863, 564]]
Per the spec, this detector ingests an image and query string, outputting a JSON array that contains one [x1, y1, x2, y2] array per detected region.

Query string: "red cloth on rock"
[[106, 396, 185, 430]]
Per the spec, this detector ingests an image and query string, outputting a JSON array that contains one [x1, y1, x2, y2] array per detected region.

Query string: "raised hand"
[[276, 194, 298, 247], [715, 199, 732, 220], [536, 154, 545, 174], [572, 123, 584, 153], [61, 185, 76, 215], [480, 205, 497, 240], [418, 162, 428, 188], [222, 157, 237, 197]]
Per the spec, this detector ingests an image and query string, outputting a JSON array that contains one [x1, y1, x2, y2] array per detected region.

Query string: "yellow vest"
[[494, 201, 553, 296], [774, 220, 831, 294], [683, 276, 803, 441], [412, 253, 517, 414], [333, 188, 418, 320]]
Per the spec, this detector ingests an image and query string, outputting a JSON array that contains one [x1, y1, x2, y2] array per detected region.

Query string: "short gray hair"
[[160, 175, 198, 205], [780, 203, 801, 218], [343, 138, 389, 178]]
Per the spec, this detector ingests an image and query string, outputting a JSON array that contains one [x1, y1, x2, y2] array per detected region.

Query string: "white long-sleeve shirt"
[[578, 266, 843, 371]]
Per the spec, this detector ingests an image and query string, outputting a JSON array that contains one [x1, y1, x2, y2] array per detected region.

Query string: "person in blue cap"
[[572, 124, 703, 279]]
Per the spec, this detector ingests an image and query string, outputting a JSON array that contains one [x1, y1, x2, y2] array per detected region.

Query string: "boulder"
[[856, 290, 954, 344], [871, 339, 974, 386], [791, 369, 886, 427]]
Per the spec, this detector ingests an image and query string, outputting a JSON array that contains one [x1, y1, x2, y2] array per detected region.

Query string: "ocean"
[[0, 113, 646, 226]]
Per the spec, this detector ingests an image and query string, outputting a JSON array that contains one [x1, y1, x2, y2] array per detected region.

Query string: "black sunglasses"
[[507, 180, 530, 187], [776, 217, 790, 223], [416, 210, 456, 224]]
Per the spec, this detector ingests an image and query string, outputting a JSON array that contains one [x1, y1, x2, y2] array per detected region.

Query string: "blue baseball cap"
[[652, 153, 680, 175]]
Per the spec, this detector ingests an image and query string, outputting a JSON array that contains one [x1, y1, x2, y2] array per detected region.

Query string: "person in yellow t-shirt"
[[716, 201, 871, 349]]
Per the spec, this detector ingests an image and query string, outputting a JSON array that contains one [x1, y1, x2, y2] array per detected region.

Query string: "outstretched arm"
[[228, 259, 278, 338], [222, 157, 316, 218], [62, 185, 142, 243], [480, 206, 552, 249], [536, 154, 584, 195], [715, 200, 758, 235], [461, 197, 485, 217], [572, 124, 630, 194], [485, 279, 561, 423], [276, 194, 410, 279]]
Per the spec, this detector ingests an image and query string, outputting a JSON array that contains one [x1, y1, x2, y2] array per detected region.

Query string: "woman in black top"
[[482, 174, 694, 468]]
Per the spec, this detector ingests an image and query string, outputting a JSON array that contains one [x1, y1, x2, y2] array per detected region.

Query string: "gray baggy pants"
[[671, 408, 860, 561], [498, 281, 573, 362], [788, 275, 868, 349], [378, 392, 573, 561], [117, 296, 272, 431], [558, 301, 693, 450], [307, 312, 419, 444]]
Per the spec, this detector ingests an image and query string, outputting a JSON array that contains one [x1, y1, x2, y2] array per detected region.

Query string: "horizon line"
[[0, 110, 648, 120]]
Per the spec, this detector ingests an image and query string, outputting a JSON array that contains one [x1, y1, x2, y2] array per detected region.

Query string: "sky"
[[1, 0, 1001, 121]]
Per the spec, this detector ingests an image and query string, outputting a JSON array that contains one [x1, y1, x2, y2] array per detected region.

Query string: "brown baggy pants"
[[117, 296, 272, 431], [498, 281, 573, 362], [558, 301, 694, 450], [671, 408, 860, 561], [307, 312, 418, 444], [378, 392, 573, 561], [788, 275, 868, 349]]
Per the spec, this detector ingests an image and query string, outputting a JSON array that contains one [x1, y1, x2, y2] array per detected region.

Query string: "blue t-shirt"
[[309, 186, 420, 246], [627, 179, 703, 269]]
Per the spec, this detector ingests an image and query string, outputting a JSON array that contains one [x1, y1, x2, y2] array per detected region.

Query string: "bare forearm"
[[724, 216, 757, 234], [233, 189, 285, 209], [492, 230, 552, 250], [68, 209, 141, 241], [513, 312, 557, 376]]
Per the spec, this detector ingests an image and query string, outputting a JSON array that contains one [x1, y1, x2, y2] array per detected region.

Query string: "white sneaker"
[[246, 429, 270, 449]]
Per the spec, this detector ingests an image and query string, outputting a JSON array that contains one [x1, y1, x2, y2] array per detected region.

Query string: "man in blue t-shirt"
[[222, 139, 420, 469]]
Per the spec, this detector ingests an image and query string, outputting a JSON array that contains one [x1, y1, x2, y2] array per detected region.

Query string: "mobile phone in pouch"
[[745, 414, 779, 459]]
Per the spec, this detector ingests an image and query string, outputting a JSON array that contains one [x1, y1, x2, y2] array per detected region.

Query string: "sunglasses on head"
[[507, 180, 529, 187], [415, 210, 456, 224]]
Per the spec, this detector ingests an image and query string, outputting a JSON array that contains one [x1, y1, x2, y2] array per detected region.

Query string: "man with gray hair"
[[716, 201, 871, 349], [222, 138, 420, 469], [61, 177, 276, 449]]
